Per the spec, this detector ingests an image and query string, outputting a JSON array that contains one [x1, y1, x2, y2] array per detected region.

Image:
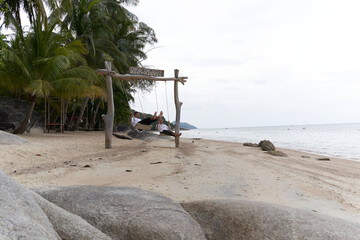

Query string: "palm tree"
[[0, 16, 99, 134], [1, 0, 47, 30]]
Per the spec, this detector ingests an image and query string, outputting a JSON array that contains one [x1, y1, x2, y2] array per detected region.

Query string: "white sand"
[[1, 131, 360, 223]]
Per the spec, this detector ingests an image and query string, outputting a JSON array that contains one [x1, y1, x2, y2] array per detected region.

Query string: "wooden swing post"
[[96, 64, 187, 149], [174, 69, 182, 148], [103, 61, 115, 149]]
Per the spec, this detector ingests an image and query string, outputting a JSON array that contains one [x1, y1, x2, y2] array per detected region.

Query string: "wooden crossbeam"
[[96, 69, 187, 84]]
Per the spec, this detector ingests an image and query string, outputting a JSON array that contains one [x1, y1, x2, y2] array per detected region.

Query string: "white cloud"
[[130, 0, 360, 128]]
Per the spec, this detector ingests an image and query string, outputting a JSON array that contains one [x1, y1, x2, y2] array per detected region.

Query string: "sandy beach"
[[1, 131, 360, 224]]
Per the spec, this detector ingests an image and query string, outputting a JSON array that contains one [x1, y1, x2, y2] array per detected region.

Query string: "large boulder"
[[0, 96, 43, 130], [0, 130, 27, 145], [31, 192, 112, 240], [0, 170, 60, 240], [36, 186, 206, 240], [259, 140, 275, 151], [182, 200, 360, 240]]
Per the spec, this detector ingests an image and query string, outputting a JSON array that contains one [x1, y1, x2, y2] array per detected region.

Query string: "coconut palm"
[[0, 16, 99, 134], [1, 0, 47, 30]]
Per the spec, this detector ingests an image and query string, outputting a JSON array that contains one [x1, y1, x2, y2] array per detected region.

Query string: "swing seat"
[[134, 123, 153, 131]]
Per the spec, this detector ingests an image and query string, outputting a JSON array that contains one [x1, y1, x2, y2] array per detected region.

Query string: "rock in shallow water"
[[182, 200, 360, 240], [259, 140, 276, 151], [36, 186, 206, 240]]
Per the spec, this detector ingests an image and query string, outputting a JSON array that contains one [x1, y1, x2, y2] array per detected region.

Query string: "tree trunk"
[[68, 104, 77, 128], [62, 100, 69, 126], [13, 98, 36, 134], [89, 101, 101, 130], [73, 97, 89, 131]]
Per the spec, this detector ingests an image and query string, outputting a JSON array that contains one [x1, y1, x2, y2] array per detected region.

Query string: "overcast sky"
[[127, 0, 360, 129]]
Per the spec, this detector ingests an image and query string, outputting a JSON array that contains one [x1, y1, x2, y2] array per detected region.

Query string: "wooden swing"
[[133, 81, 171, 132], [96, 62, 187, 149]]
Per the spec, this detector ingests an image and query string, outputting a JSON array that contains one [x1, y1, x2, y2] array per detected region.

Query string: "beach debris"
[[259, 140, 275, 151], [301, 156, 311, 158], [268, 150, 288, 157], [98, 157, 103, 160], [70, 164, 77, 167], [150, 161, 162, 165], [192, 138, 202, 140], [317, 158, 331, 161], [83, 165, 91, 168], [36, 154, 41, 156], [125, 170, 132, 172], [194, 163, 202, 166], [35, 186, 206, 240], [112, 133, 132, 140], [243, 142, 259, 147]]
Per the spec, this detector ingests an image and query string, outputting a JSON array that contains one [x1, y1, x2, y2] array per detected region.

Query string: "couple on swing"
[[130, 111, 182, 137]]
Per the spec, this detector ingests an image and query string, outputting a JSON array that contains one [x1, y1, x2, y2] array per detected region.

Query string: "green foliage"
[[0, 0, 157, 132]]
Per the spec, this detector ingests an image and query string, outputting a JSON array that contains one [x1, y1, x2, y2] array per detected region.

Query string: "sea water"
[[181, 123, 360, 161]]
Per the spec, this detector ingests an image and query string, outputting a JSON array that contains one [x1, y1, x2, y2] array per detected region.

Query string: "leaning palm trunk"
[[13, 99, 36, 134], [73, 97, 89, 130], [89, 101, 101, 130]]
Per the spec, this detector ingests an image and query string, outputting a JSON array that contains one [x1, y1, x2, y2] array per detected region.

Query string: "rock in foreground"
[[0, 170, 60, 240], [182, 200, 360, 240], [36, 186, 206, 240]]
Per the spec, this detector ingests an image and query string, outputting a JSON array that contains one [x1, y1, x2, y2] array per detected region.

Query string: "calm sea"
[[181, 123, 360, 161]]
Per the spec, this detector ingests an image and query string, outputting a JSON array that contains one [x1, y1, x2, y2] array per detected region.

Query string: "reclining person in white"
[[156, 117, 182, 137]]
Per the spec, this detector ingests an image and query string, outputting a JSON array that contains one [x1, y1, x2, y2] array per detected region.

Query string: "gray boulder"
[[0, 170, 60, 240], [0, 130, 27, 145], [259, 140, 275, 151], [31, 192, 112, 240], [36, 186, 206, 240], [182, 200, 360, 240]]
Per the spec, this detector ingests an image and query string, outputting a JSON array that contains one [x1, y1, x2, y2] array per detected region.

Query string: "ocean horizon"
[[181, 122, 360, 161]]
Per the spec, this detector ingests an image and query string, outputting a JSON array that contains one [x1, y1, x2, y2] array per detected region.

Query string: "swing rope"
[[154, 83, 159, 113], [137, 92, 144, 113], [165, 81, 171, 126]]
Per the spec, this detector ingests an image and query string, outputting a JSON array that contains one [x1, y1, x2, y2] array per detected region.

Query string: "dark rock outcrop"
[[268, 150, 288, 157], [243, 142, 259, 147], [0, 97, 43, 131], [259, 140, 275, 151], [182, 200, 360, 240], [0, 170, 60, 240], [36, 186, 207, 240]]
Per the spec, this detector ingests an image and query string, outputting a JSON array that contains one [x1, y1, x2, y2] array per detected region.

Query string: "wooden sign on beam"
[[129, 67, 164, 77]]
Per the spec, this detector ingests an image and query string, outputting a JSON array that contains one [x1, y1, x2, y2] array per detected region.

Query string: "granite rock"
[[259, 140, 276, 151], [36, 186, 206, 240], [31, 192, 112, 240], [0, 170, 60, 240], [182, 200, 360, 240]]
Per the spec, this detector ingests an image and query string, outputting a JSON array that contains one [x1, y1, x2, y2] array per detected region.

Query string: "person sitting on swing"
[[131, 111, 162, 127], [156, 117, 182, 137]]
